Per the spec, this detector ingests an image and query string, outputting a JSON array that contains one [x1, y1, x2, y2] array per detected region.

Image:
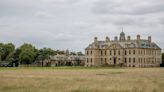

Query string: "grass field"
[[0, 67, 164, 92]]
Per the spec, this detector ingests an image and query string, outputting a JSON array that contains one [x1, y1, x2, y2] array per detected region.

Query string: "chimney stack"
[[106, 36, 110, 42], [127, 36, 131, 41], [114, 36, 118, 41], [148, 36, 151, 43], [137, 34, 140, 41], [94, 37, 98, 43]]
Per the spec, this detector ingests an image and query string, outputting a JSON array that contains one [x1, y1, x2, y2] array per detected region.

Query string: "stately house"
[[85, 32, 162, 67]]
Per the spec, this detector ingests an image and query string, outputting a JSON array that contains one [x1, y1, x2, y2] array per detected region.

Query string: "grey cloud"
[[92, 0, 164, 15], [0, 0, 164, 52]]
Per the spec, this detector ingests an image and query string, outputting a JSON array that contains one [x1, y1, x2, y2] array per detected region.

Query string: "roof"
[[85, 39, 161, 50]]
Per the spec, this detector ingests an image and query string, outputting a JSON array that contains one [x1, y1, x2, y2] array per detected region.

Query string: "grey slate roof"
[[85, 39, 161, 50]]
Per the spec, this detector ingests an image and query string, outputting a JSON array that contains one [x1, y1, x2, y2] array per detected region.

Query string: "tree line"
[[0, 43, 82, 67]]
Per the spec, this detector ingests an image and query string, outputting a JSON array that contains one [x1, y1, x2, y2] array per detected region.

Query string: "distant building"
[[50, 54, 85, 66], [85, 32, 162, 67]]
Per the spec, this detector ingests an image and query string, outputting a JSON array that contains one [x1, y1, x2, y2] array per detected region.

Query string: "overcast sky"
[[0, 0, 164, 52]]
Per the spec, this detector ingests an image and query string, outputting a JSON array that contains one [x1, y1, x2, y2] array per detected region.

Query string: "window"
[[133, 50, 135, 54], [87, 58, 89, 63], [101, 58, 103, 62], [125, 50, 127, 55], [110, 51, 112, 55], [87, 51, 89, 55], [101, 51, 103, 56], [90, 58, 92, 63], [114, 50, 116, 55], [129, 50, 131, 54], [90, 51, 92, 55], [110, 58, 112, 61], [129, 58, 131, 63], [105, 58, 107, 63], [133, 58, 135, 63], [125, 58, 127, 64], [118, 50, 120, 55], [105, 51, 107, 55]]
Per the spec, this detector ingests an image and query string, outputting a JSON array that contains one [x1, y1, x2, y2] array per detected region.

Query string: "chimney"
[[137, 35, 140, 45], [148, 36, 151, 43], [137, 34, 140, 41], [106, 36, 110, 42], [94, 37, 98, 48], [114, 36, 118, 41], [94, 37, 98, 43], [127, 36, 131, 41]]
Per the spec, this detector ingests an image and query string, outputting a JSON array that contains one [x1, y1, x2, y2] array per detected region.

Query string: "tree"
[[55, 50, 65, 55], [36, 48, 55, 66], [0, 43, 15, 62], [18, 43, 36, 65]]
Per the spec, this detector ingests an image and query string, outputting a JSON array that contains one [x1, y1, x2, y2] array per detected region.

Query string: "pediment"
[[107, 43, 123, 49]]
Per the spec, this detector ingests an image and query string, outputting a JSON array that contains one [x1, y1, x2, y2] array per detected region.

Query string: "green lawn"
[[0, 67, 164, 92]]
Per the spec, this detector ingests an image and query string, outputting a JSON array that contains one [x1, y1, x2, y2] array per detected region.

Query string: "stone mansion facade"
[[85, 32, 162, 67]]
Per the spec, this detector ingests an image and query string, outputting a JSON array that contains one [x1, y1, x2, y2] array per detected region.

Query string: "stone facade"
[[50, 54, 85, 66], [34, 54, 85, 67], [85, 32, 162, 67]]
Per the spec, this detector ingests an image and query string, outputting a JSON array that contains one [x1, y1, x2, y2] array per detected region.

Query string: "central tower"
[[119, 31, 126, 41]]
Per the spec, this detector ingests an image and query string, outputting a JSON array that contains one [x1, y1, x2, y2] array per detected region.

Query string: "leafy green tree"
[[36, 48, 55, 66], [55, 50, 65, 55], [19, 43, 36, 65], [10, 49, 21, 66], [0, 43, 15, 61]]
